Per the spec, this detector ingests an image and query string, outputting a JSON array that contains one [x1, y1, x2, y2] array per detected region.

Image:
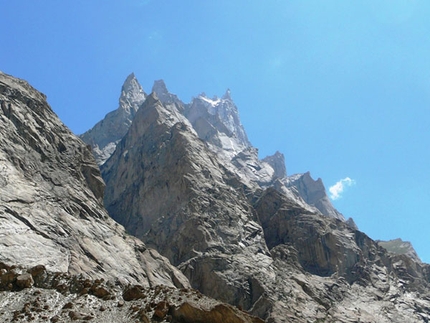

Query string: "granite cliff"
[[94, 75, 430, 322], [1, 71, 429, 322], [0, 72, 263, 323], [85, 74, 341, 220], [80, 73, 146, 165]]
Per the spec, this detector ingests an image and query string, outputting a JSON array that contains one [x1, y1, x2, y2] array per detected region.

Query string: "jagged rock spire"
[[222, 88, 232, 100], [80, 73, 146, 165], [151, 79, 182, 105], [263, 151, 287, 179], [120, 73, 146, 108]]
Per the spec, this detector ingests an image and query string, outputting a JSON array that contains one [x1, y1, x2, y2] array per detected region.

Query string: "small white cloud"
[[329, 177, 355, 200]]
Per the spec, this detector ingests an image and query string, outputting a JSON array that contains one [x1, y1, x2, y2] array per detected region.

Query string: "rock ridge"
[[80, 73, 146, 165], [100, 83, 430, 322], [82, 74, 343, 220]]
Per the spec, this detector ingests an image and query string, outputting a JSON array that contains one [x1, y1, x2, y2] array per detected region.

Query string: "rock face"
[[82, 75, 343, 220], [286, 172, 345, 220], [184, 91, 251, 160], [100, 80, 430, 322], [378, 238, 422, 263], [0, 262, 263, 323], [5, 70, 426, 322], [0, 71, 187, 288], [80, 73, 146, 165], [262, 151, 286, 179]]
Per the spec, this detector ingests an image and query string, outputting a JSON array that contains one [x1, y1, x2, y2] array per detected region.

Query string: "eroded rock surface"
[[82, 76, 343, 220], [100, 86, 430, 322], [0, 71, 186, 287], [80, 73, 146, 165], [0, 262, 262, 323]]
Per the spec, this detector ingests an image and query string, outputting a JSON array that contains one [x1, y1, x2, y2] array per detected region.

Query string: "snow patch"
[[199, 96, 221, 109]]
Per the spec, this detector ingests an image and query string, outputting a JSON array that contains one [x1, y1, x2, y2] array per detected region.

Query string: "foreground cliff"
[[0, 72, 266, 323], [0, 71, 186, 285], [94, 75, 430, 322]]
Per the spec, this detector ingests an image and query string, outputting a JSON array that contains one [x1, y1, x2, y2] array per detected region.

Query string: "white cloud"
[[329, 177, 355, 200]]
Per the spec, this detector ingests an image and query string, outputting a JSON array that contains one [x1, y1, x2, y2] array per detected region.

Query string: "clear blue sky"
[[2, 0, 430, 263]]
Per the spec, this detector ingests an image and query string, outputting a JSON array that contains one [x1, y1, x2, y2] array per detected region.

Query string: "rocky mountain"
[[83, 76, 341, 220], [97, 77, 430, 322], [286, 172, 345, 221], [3, 70, 428, 322], [0, 71, 185, 285], [80, 73, 146, 165], [378, 238, 422, 263], [0, 72, 265, 323]]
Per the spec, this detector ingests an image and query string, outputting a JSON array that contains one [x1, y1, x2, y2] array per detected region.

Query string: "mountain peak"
[[152, 79, 168, 95], [120, 73, 146, 108], [151, 79, 182, 105], [287, 172, 345, 220], [0, 71, 187, 287], [124, 72, 136, 84], [263, 151, 286, 179], [378, 238, 422, 263], [222, 88, 232, 100], [80, 73, 146, 165]]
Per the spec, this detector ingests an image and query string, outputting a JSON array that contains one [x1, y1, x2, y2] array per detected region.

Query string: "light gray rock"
[[184, 91, 250, 157], [152, 79, 183, 106], [286, 171, 345, 220], [262, 151, 286, 179], [0, 71, 187, 288], [378, 238, 422, 263], [80, 73, 146, 165]]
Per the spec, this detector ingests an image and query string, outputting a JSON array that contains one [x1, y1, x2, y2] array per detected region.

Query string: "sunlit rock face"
[[184, 91, 251, 159], [100, 80, 430, 322], [378, 238, 422, 263], [80, 73, 146, 165], [0, 71, 188, 288], [81, 75, 344, 220], [286, 172, 345, 220]]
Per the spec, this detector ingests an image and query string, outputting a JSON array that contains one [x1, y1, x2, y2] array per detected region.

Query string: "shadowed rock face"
[[102, 93, 266, 265], [0, 71, 187, 288], [101, 87, 430, 322]]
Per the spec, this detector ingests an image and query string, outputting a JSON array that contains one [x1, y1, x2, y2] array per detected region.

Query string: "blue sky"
[[2, 0, 430, 263]]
